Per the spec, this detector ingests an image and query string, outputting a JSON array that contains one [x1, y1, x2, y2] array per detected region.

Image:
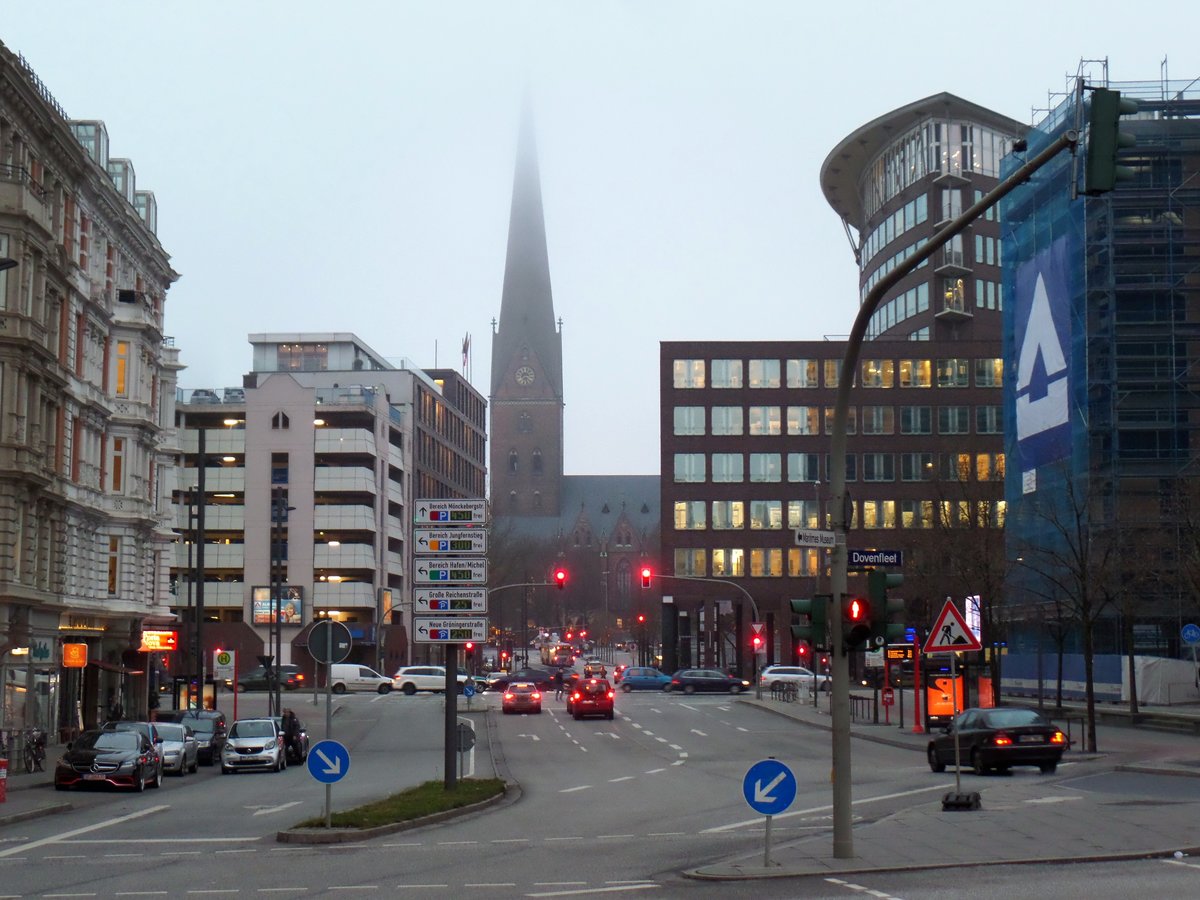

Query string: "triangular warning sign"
[[922, 601, 982, 654]]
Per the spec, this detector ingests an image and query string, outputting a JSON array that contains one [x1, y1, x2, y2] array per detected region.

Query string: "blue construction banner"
[[1012, 234, 1073, 475]]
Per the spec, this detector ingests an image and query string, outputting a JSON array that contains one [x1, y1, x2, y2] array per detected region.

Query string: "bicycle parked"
[[23, 728, 46, 773]]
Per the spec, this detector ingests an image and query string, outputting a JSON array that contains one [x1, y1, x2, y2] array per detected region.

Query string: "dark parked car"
[[100, 721, 164, 786], [927, 707, 1068, 775], [488, 667, 555, 692], [156, 710, 227, 765], [665, 668, 751, 695], [55, 729, 159, 792], [232, 664, 305, 692]]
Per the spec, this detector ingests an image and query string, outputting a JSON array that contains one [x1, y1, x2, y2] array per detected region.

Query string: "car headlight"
[[262, 738, 277, 751]]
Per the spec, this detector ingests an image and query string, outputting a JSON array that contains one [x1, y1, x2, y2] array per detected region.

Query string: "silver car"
[[155, 722, 199, 775], [220, 718, 286, 774]]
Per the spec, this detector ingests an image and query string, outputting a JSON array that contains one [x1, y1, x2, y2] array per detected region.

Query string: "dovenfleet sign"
[[848, 549, 902, 568]]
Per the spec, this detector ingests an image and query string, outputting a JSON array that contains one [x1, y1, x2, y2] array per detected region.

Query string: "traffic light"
[[790, 595, 830, 650], [636, 613, 646, 625], [565, 630, 573, 642], [1085, 87, 1139, 195], [796, 642, 810, 665], [640, 566, 652, 588], [842, 595, 871, 650], [464, 641, 474, 656], [867, 570, 906, 648], [751, 634, 764, 654], [554, 567, 567, 590]]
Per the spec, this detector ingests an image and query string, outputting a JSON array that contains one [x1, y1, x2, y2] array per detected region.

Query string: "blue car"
[[618, 666, 671, 692]]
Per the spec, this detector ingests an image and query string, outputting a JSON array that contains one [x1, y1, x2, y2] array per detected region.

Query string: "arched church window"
[[272, 412, 290, 429], [616, 559, 632, 598], [532, 449, 544, 475]]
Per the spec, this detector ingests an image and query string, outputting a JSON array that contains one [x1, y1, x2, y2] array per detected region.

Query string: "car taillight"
[[531, 692, 541, 700], [503, 693, 514, 700], [572, 692, 581, 701], [991, 732, 1012, 747], [607, 691, 614, 700], [296, 674, 304, 681], [1051, 731, 1066, 744]]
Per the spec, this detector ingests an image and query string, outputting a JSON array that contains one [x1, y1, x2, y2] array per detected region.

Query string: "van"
[[329, 664, 393, 694]]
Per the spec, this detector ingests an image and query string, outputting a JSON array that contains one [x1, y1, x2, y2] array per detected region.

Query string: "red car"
[[570, 678, 615, 721]]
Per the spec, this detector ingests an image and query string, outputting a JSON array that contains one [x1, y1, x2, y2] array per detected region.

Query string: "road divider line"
[[0, 805, 169, 859]]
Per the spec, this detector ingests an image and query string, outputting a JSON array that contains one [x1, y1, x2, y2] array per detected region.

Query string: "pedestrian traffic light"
[[1085, 87, 1139, 195], [464, 641, 474, 656], [796, 642, 810, 665], [640, 566, 652, 588], [842, 595, 871, 650], [554, 567, 567, 590], [867, 570, 906, 648], [790, 595, 830, 650]]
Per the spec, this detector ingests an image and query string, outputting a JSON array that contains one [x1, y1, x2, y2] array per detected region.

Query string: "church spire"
[[491, 100, 562, 399]]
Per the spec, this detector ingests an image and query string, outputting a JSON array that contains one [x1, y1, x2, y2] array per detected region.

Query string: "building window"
[[710, 359, 743, 388], [749, 453, 781, 483], [711, 453, 744, 483], [787, 406, 819, 436], [748, 406, 781, 436], [114, 340, 130, 398], [749, 500, 782, 529], [861, 359, 894, 388], [107, 535, 120, 594], [787, 358, 818, 388], [901, 499, 933, 528], [938, 406, 970, 435], [861, 406, 894, 435], [823, 359, 840, 388], [508, 449, 519, 474], [111, 436, 125, 492], [748, 359, 780, 388], [823, 407, 856, 435], [518, 412, 533, 433], [278, 343, 328, 371], [975, 406, 1003, 434], [674, 500, 706, 530], [976, 452, 1005, 481], [710, 406, 744, 436], [900, 406, 932, 435], [272, 411, 290, 429], [787, 452, 819, 483], [937, 358, 970, 387], [862, 500, 896, 528], [827, 454, 857, 481], [898, 359, 932, 388], [787, 499, 821, 529], [788, 547, 819, 577], [673, 453, 706, 483], [900, 452, 934, 481], [674, 548, 706, 576], [711, 500, 744, 530], [862, 453, 894, 482], [975, 358, 1003, 387], [749, 549, 784, 577], [531, 449, 544, 474], [711, 548, 745, 577], [672, 359, 705, 388], [938, 452, 971, 481], [674, 406, 706, 436]]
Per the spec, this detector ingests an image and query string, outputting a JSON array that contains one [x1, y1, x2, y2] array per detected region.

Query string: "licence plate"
[[83, 773, 107, 781], [1018, 734, 1043, 743]]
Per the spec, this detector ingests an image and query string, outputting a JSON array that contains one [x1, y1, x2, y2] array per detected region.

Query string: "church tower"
[[490, 109, 564, 517]]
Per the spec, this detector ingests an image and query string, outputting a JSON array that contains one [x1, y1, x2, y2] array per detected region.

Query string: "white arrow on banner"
[[754, 771, 788, 805]]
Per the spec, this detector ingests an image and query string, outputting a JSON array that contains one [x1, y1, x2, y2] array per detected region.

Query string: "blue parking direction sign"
[[1182, 624, 1200, 646], [307, 740, 350, 784], [742, 759, 797, 816]]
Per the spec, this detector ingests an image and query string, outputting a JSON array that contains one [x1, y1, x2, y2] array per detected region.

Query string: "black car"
[[665, 668, 752, 695], [927, 707, 1068, 775], [54, 729, 159, 792], [488, 667, 555, 692], [232, 664, 305, 692], [157, 710, 227, 765]]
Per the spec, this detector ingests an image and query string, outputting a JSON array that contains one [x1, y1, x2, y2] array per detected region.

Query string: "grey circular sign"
[[308, 620, 353, 665]]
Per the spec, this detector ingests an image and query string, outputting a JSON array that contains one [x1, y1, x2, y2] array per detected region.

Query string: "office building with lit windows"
[[657, 94, 1025, 675], [171, 334, 486, 685]]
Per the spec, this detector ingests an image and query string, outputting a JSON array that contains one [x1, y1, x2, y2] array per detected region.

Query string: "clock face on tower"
[[515, 366, 536, 386]]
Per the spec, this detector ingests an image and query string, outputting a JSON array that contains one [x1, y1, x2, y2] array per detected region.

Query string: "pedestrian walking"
[[553, 668, 564, 701]]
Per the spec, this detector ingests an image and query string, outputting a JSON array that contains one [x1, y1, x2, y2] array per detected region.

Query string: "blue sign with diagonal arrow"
[[307, 739, 350, 784], [742, 758, 797, 816]]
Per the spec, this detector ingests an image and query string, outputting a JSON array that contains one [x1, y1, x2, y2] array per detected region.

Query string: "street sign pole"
[[325, 622, 333, 828]]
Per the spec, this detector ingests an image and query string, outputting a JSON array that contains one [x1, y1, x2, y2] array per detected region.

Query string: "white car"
[[392, 665, 470, 695], [759, 665, 826, 692], [220, 718, 286, 774], [154, 722, 199, 775]]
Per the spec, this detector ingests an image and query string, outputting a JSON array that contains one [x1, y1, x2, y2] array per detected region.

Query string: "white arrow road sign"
[[754, 771, 788, 805], [316, 747, 341, 776]]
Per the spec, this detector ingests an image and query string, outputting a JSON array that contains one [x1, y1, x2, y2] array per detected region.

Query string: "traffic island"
[[277, 777, 507, 844]]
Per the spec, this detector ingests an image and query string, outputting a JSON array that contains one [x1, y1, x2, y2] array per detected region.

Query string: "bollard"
[[0, 756, 7, 803]]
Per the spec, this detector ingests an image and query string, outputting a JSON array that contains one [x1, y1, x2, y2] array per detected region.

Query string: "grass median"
[[295, 778, 506, 830]]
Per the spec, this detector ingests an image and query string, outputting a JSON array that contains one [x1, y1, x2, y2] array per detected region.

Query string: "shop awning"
[[90, 659, 145, 676]]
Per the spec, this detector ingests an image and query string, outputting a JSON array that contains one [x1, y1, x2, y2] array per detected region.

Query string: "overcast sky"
[[4, 3, 1198, 476]]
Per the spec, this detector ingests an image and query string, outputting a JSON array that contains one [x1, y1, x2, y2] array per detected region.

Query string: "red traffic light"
[[554, 568, 567, 589], [636, 613, 646, 624], [847, 598, 866, 621], [464, 641, 474, 653], [500, 650, 509, 660], [640, 567, 652, 588], [751, 635, 763, 650]]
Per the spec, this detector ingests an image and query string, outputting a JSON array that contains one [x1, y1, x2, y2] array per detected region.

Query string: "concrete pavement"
[[687, 691, 1200, 880]]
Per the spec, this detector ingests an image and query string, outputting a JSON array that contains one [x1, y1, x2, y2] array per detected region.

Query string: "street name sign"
[[413, 587, 488, 614], [307, 739, 350, 784], [794, 529, 836, 548], [923, 601, 982, 654], [414, 558, 488, 585], [414, 499, 487, 526], [414, 528, 488, 555], [742, 758, 797, 816], [849, 549, 903, 567], [413, 616, 489, 643]]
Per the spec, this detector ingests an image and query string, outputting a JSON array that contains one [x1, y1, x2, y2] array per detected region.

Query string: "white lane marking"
[[642, 731, 655, 737], [825, 877, 901, 899], [62, 838, 259, 844], [253, 801, 302, 817], [704, 784, 949, 832], [437, 841, 478, 846], [489, 838, 529, 844], [527, 885, 657, 896], [736, 726, 749, 732], [655, 737, 668, 744], [679, 704, 698, 711], [668, 744, 683, 751], [465, 885, 516, 889], [609, 776, 635, 783], [535, 883, 588, 887], [598, 834, 635, 839], [545, 836, 583, 842], [647, 832, 686, 837], [329, 887, 378, 891], [717, 705, 731, 711], [1164, 858, 1200, 870], [561, 785, 592, 793], [518, 733, 542, 741], [45, 855, 87, 859], [394, 886, 449, 890], [0, 805, 169, 859], [689, 729, 708, 737], [381, 842, 424, 847], [1024, 796, 1083, 805], [215, 849, 258, 855], [644, 768, 666, 774], [670, 760, 686, 766], [186, 892, 239, 895]]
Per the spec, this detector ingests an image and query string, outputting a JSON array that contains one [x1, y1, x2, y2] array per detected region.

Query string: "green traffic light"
[[790, 594, 830, 650], [867, 569, 906, 647]]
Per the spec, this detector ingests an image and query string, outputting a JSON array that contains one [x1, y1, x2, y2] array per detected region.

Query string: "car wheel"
[[190, 759, 199, 774], [151, 766, 162, 788], [622, 683, 633, 693], [378, 684, 392, 694], [1039, 761, 1058, 774], [573, 713, 581, 721], [683, 685, 696, 695], [235, 683, 246, 693], [332, 684, 347, 695], [927, 745, 945, 773], [971, 748, 988, 775], [402, 683, 417, 696], [729, 685, 743, 694], [662, 684, 673, 693], [135, 770, 146, 792], [606, 711, 614, 720]]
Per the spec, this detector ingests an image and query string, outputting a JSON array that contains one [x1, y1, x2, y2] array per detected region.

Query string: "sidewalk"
[[0, 766, 71, 826], [687, 692, 1200, 880]]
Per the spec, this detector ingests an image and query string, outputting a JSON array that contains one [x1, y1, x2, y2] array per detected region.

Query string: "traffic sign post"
[[924, 600, 982, 810], [413, 587, 488, 614], [742, 758, 797, 868], [413, 617, 489, 643], [307, 739, 350, 830], [1183, 625, 1200, 689]]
